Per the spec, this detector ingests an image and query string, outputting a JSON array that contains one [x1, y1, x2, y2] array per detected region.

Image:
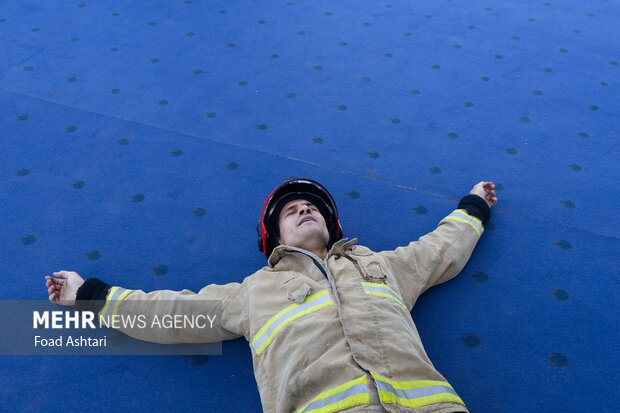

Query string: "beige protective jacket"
[[101, 208, 484, 413]]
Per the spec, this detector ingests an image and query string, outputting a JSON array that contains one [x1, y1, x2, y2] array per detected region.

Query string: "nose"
[[299, 205, 311, 215]]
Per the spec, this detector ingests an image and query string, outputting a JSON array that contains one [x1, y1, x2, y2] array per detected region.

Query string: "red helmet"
[[257, 178, 343, 259]]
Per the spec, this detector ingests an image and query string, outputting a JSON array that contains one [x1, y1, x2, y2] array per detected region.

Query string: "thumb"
[[53, 271, 68, 278]]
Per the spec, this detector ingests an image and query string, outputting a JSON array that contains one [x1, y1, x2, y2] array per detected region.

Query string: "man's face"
[[277, 199, 329, 250]]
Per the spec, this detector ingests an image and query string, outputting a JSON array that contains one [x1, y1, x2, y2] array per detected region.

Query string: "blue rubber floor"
[[1, 1, 618, 412]]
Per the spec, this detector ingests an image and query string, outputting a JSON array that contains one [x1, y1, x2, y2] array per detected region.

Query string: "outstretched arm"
[[379, 181, 498, 308], [44, 271, 249, 344]]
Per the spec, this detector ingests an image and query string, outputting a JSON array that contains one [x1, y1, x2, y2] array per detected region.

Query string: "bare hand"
[[45, 271, 85, 306], [470, 181, 498, 208]]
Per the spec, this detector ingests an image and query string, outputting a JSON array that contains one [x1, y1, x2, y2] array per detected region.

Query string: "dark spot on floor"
[[459, 333, 481, 348], [345, 190, 361, 199], [554, 239, 572, 250], [191, 208, 207, 217], [547, 352, 568, 367], [559, 200, 575, 209], [151, 265, 170, 276], [20, 234, 37, 245], [84, 250, 101, 261], [469, 271, 489, 283], [130, 193, 145, 202], [411, 206, 428, 215], [550, 289, 570, 301]]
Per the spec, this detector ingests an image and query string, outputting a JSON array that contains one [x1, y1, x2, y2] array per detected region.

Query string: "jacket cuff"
[[458, 194, 491, 225], [75, 278, 111, 314]]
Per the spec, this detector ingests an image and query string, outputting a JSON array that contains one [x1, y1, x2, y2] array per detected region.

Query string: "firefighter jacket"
[[93, 207, 485, 413]]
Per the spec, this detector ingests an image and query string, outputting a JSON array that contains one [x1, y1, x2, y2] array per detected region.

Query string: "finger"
[[53, 271, 68, 278], [49, 275, 66, 285], [46, 277, 62, 287]]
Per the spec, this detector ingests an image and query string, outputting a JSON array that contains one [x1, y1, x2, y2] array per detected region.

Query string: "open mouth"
[[297, 216, 316, 226]]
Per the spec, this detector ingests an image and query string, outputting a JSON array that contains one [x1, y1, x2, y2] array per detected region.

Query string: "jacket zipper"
[[310, 257, 342, 309]]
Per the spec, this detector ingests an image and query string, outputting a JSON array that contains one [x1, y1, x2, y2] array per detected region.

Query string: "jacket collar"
[[268, 238, 358, 268]]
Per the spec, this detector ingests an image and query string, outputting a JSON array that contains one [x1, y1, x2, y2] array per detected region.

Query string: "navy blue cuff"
[[458, 194, 491, 225], [75, 278, 110, 313]]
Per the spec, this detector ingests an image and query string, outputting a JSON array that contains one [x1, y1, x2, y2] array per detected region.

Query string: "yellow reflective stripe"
[[99, 286, 119, 319], [297, 375, 369, 413], [99, 286, 133, 325], [361, 281, 400, 298], [112, 288, 132, 316], [251, 290, 329, 347], [365, 291, 408, 310], [255, 299, 332, 354], [444, 209, 483, 237], [373, 372, 452, 390], [377, 390, 464, 408], [371, 372, 465, 408], [361, 282, 408, 310], [251, 290, 333, 355]]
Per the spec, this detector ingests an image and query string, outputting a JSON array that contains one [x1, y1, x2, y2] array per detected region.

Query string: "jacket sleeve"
[[378, 195, 489, 309], [76, 278, 249, 344]]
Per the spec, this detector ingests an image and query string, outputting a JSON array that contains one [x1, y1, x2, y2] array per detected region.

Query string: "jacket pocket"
[[287, 283, 311, 304], [350, 252, 388, 284]]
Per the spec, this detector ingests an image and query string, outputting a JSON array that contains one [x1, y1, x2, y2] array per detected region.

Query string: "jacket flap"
[[287, 283, 312, 304]]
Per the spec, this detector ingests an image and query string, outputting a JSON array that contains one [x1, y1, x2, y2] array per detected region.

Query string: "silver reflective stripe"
[[252, 293, 332, 353], [362, 284, 406, 308], [375, 380, 458, 400], [447, 210, 483, 236], [103, 287, 129, 321], [300, 383, 368, 412]]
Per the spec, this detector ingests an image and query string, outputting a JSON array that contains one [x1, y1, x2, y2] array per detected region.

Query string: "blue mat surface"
[[1, 1, 618, 412]]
